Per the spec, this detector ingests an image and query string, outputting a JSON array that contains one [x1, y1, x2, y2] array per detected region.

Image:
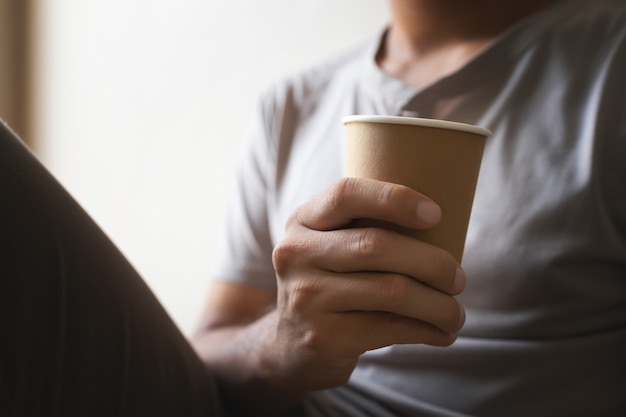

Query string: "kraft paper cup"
[[343, 115, 491, 262]]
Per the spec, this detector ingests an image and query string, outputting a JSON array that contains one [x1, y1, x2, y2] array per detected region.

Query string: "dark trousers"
[[0, 121, 226, 416]]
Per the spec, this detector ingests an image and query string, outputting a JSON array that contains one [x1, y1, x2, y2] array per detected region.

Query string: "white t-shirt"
[[212, 0, 626, 415]]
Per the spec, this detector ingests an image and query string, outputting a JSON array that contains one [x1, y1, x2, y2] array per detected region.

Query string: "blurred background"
[[0, 0, 389, 336]]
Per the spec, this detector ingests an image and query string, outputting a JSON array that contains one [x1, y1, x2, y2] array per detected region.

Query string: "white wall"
[[34, 0, 389, 336]]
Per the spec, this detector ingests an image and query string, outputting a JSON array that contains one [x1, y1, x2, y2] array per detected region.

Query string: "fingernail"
[[453, 267, 466, 294], [417, 201, 441, 225]]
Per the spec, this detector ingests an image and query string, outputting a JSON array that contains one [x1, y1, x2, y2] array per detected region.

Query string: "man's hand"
[[264, 177, 466, 391]]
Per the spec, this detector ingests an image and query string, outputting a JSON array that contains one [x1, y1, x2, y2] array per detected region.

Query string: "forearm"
[[191, 311, 305, 417]]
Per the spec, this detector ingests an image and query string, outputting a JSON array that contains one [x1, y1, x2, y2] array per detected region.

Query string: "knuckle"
[[288, 277, 322, 311], [300, 322, 328, 353], [429, 248, 456, 284], [352, 228, 388, 258], [386, 313, 412, 342], [376, 183, 410, 210], [379, 275, 409, 307], [442, 301, 465, 334], [272, 239, 300, 276], [378, 183, 415, 210], [429, 248, 447, 276], [327, 178, 359, 211]]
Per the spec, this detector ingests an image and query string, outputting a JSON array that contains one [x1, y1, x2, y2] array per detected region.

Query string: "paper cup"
[[343, 115, 491, 262]]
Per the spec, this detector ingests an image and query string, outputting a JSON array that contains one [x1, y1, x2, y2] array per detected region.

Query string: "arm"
[[191, 281, 288, 415], [191, 178, 466, 416]]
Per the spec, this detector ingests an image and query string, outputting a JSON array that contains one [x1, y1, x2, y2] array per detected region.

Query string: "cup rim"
[[342, 115, 492, 137]]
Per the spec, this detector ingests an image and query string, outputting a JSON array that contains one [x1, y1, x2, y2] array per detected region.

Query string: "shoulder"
[[255, 39, 376, 138], [266, 40, 371, 106]]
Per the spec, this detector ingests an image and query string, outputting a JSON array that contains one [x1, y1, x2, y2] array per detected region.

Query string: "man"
[[2, 0, 624, 416], [191, 0, 626, 416]]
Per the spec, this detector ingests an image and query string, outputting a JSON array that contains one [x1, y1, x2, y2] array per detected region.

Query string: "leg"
[[0, 121, 227, 417]]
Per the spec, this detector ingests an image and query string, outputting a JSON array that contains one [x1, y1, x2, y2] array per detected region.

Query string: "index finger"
[[290, 177, 441, 232]]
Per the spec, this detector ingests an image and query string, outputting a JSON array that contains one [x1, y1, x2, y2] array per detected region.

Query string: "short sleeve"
[[209, 92, 279, 292]]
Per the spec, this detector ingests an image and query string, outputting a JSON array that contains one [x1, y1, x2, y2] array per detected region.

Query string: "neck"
[[386, 0, 556, 53], [378, 0, 556, 88]]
